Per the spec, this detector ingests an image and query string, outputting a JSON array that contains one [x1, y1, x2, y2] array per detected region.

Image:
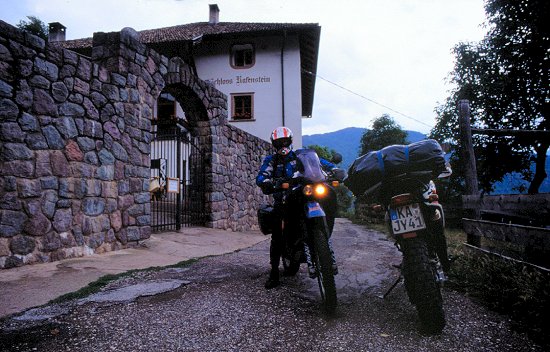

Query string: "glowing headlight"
[[314, 184, 327, 196]]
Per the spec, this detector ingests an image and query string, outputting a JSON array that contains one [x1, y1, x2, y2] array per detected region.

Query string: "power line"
[[303, 69, 434, 129]]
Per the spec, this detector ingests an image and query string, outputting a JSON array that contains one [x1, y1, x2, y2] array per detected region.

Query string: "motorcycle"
[[258, 149, 346, 313], [372, 168, 451, 334]]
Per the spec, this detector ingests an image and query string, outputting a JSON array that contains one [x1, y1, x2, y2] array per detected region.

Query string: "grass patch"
[[444, 228, 550, 347], [48, 258, 198, 305]]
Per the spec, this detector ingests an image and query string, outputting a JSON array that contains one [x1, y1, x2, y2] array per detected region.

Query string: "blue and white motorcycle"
[[259, 149, 345, 313]]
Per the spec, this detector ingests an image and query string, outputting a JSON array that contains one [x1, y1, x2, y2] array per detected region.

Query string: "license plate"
[[390, 203, 426, 235]]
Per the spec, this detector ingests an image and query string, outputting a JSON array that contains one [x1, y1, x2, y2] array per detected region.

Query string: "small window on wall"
[[157, 95, 176, 121], [231, 93, 254, 120], [231, 43, 254, 68]]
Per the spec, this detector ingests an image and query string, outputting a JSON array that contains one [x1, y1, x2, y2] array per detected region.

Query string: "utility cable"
[[302, 69, 433, 129]]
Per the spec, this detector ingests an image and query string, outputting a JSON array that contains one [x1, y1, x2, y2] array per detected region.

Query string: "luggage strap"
[[377, 146, 410, 175], [376, 151, 385, 174]]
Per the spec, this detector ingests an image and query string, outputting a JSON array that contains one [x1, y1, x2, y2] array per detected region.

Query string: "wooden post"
[[458, 100, 479, 196], [458, 100, 481, 246]]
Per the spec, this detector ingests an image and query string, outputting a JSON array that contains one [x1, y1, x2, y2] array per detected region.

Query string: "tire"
[[311, 218, 337, 313], [401, 237, 445, 334]]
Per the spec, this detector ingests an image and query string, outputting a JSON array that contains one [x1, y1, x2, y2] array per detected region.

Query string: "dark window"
[[155, 93, 180, 135], [157, 95, 176, 121], [231, 44, 254, 68], [232, 94, 254, 120]]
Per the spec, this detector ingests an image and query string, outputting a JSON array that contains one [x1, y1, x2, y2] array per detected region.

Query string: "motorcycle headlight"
[[314, 184, 327, 197], [303, 184, 314, 196]]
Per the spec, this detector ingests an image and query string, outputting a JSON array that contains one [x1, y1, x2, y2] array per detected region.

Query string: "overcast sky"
[[1, 0, 488, 135]]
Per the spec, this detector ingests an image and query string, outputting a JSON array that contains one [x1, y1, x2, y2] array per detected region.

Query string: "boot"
[[264, 269, 280, 289]]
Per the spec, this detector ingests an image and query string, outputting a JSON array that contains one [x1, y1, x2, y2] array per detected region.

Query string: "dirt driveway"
[[0, 219, 544, 351]]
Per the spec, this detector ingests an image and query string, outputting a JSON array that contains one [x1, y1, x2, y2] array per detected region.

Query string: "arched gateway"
[[150, 57, 227, 231]]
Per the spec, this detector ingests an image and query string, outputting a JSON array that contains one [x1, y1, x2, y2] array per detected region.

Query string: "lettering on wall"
[[207, 75, 271, 87]]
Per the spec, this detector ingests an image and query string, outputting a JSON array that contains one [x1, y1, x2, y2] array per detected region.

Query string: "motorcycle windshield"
[[294, 149, 326, 183]]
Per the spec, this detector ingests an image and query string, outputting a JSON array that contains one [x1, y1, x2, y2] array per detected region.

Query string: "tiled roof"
[[62, 21, 320, 117], [63, 22, 318, 49]]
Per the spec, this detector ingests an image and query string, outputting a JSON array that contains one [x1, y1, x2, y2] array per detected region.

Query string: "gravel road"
[[0, 219, 544, 351]]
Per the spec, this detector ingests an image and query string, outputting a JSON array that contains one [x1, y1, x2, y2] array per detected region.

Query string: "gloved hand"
[[260, 179, 274, 194], [274, 178, 287, 190]]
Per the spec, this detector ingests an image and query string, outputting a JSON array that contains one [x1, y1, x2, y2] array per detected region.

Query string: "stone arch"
[[154, 57, 229, 226]]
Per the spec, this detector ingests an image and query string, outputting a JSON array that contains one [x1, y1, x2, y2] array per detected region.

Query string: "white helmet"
[[270, 127, 293, 155]]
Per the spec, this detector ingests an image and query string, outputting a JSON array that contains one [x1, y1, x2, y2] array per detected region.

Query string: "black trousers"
[[268, 200, 308, 271]]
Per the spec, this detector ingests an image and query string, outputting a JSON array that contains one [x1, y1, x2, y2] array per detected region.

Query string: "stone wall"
[[209, 123, 273, 231], [0, 21, 271, 269]]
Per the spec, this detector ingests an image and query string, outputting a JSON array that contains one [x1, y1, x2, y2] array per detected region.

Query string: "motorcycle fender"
[[401, 232, 417, 239], [305, 201, 325, 218]]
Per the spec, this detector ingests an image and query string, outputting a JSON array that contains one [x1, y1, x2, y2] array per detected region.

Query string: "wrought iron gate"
[[150, 124, 206, 232]]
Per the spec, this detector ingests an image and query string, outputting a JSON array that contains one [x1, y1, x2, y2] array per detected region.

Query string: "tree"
[[431, 0, 549, 194], [359, 114, 407, 155], [306, 144, 334, 161], [16, 16, 48, 40], [306, 144, 354, 215]]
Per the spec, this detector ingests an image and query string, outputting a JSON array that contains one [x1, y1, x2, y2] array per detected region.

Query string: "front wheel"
[[311, 218, 337, 313], [401, 237, 445, 334]]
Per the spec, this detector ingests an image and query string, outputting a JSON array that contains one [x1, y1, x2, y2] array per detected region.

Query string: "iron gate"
[[150, 123, 206, 232]]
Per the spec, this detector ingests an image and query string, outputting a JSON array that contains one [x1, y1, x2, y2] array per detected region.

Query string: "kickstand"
[[378, 274, 402, 299]]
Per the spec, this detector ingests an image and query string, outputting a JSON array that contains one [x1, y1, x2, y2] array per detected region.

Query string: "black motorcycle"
[[258, 149, 345, 313], [374, 169, 451, 334]]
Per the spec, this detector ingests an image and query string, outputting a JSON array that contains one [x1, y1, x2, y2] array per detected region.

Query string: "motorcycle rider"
[[256, 126, 337, 289]]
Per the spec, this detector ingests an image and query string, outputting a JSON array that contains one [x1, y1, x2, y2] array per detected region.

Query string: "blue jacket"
[[256, 150, 335, 197]]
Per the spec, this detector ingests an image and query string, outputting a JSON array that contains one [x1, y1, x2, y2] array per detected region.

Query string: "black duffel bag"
[[345, 139, 446, 196], [257, 204, 275, 235]]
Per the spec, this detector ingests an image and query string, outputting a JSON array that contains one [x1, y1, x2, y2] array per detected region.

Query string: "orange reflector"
[[331, 181, 339, 187], [281, 182, 289, 190]]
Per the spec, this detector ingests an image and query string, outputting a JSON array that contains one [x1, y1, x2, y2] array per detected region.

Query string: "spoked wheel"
[[402, 237, 445, 334], [311, 219, 337, 314]]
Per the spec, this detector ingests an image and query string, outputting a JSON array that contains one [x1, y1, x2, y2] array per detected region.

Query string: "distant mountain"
[[491, 162, 550, 194], [302, 127, 427, 170]]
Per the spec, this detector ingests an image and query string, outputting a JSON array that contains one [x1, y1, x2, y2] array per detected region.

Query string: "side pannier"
[[257, 204, 275, 235]]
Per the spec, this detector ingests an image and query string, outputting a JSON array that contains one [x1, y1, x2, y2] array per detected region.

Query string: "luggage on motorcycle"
[[257, 204, 275, 235], [345, 139, 446, 196]]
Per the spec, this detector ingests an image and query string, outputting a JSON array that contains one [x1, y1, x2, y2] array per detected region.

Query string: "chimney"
[[48, 22, 66, 42], [209, 4, 220, 24]]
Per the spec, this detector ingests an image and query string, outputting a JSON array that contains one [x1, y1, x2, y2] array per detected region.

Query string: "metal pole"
[[176, 131, 182, 230]]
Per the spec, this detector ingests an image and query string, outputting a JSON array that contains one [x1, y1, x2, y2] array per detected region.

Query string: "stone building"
[[0, 6, 321, 268]]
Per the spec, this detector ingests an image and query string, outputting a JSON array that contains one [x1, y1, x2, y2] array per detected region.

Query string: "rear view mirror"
[[331, 153, 342, 164]]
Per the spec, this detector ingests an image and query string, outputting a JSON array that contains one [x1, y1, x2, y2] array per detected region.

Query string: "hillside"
[[302, 127, 426, 169]]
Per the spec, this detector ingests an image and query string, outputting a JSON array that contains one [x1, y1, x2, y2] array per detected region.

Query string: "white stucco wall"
[[194, 34, 303, 148]]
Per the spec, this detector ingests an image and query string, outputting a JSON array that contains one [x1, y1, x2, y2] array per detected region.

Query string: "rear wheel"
[[401, 237, 445, 334], [311, 218, 337, 314]]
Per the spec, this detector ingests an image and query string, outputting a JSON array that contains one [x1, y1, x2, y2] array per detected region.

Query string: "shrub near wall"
[[0, 21, 166, 268]]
